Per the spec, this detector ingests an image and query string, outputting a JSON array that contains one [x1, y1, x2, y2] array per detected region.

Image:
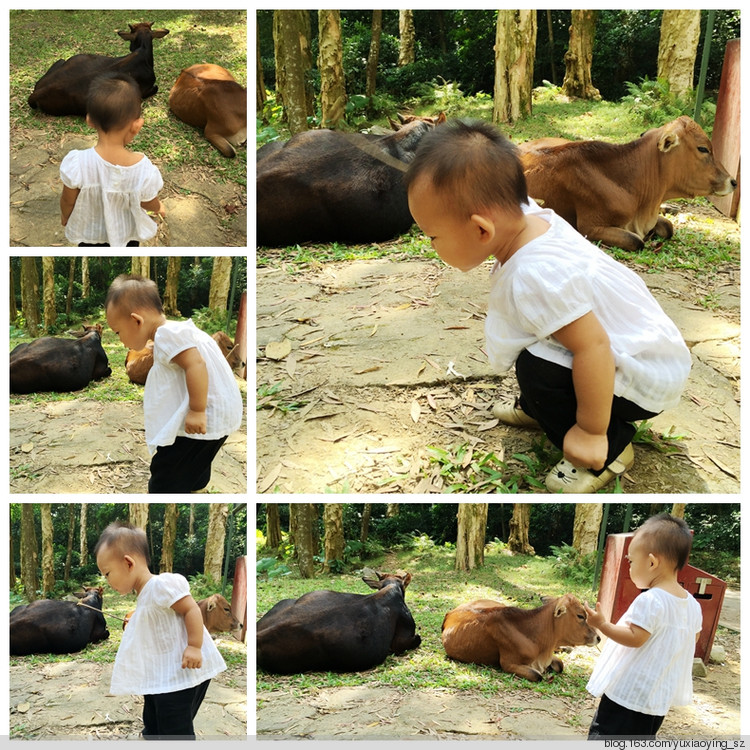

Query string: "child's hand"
[[584, 601, 606, 630], [181, 645, 203, 669], [184, 409, 207, 434], [563, 424, 609, 470]]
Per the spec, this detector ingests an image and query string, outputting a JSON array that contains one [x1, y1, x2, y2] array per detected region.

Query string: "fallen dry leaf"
[[410, 400, 421, 423], [265, 338, 292, 360]]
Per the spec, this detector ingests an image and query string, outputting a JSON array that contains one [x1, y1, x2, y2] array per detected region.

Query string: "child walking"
[[105, 274, 243, 493], [95, 521, 226, 740], [584, 513, 703, 739], [60, 72, 165, 247], [404, 119, 692, 493]]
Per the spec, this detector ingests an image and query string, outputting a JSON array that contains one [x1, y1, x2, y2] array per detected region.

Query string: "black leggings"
[[149, 436, 228, 494], [142, 679, 211, 740], [515, 349, 657, 471], [78, 241, 140, 246], [588, 693, 665, 739]]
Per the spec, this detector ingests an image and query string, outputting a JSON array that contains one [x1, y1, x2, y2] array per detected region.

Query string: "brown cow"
[[441, 594, 600, 682], [519, 116, 737, 252], [198, 594, 242, 636], [169, 64, 247, 158]]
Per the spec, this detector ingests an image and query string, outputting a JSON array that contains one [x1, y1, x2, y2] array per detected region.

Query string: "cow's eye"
[[578, 613, 586, 621], [697, 146, 710, 154]]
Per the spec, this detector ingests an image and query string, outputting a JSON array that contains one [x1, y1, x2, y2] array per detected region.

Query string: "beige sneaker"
[[492, 397, 540, 428], [546, 444, 634, 494]]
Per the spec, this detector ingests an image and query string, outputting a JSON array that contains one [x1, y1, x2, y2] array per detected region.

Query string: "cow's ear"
[[554, 602, 567, 618], [401, 572, 412, 588], [658, 129, 680, 153], [362, 576, 381, 590]]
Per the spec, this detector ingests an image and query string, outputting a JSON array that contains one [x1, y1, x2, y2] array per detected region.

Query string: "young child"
[[60, 72, 165, 247], [584, 513, 703, 738], [105, 274, 243, 493], [94, 521, 227, 739], [404, 119, 692, 493]]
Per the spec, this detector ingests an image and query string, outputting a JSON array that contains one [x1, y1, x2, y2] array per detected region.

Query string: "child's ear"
[[130, 312, 144, 327], [85, 114, 95, 130], [470, 213, 495, 242], [131, 117, 145, 136]]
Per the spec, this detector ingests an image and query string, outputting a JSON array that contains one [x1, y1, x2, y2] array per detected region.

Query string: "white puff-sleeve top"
[[144, 319, 244, 454], [110, 573, 226, 695], [60, 148, 163, 247]]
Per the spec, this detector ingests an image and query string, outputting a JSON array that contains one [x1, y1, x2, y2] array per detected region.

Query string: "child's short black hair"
[[87, 72, 142, 133], [94, 521, 151, 566], [635, 513, 693, 571], [404, 118, 528, 219], [105, 274, 163, 315]]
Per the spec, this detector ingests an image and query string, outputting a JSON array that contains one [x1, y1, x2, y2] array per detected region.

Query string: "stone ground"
[[256, 204, 740, 494], [10, 128, 246, 247]]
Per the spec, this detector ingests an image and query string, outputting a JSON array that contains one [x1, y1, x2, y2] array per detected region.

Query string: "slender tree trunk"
[[131, 257, 150, 278], [318, 10, 347, 129], [189, 504, 195, 537], [81, 257, 90, 299], [366, 11, 383, 102], [256, 22, 267, 115], [266, 504, 282, 548], [209, 257, 232, 311], [323, 503, 344, 573], [572, 503, 603, 555], [20, 257, 40, 337], [65, 257, 75, 316], [64, 503, 75, 584], [386, 504, 399, 518], [80, 502, 88, 567], [290, 503, 316, 578], [508, 503, 535, 555], [160, 503, 177, 573], [42, 257, 56, 333], [398, 10, 415, 66], [493, 10, 537, 124], [10, 260, 18, 323], [205, 503, 229, 582], [21, 504, 39, 601], [41, 503, 54, 595], [658, 10, 701, 98], [273, 10, 314, 135], [546, 10, 557, 85], [129, 504, 149, 530], [455, 503, 488, 571], [671, 503, 687, 519], [562, 10, 601, 100], [360, 503, 372, 544], [163, 257, 181, 316], [10, 508, 17, 589]]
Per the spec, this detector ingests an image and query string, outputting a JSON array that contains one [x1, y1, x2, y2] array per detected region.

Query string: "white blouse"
[[586, 587, 703, 716], [60, 148, 163, 247], [110, 573, 226, 695], [485, 202, 692, 413], [144, 319, 244, 454]]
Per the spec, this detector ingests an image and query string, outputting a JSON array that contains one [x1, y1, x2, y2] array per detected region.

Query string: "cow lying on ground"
[[28, 22, 169, 117], [519, 115, 737, 251], [169, 64, 247, 158], [257, 114, 446, 246], [441, 594, 600, 682], [10, 587, 110, 655], [10, 324, 111, 394], [257, 569, 421, 673]]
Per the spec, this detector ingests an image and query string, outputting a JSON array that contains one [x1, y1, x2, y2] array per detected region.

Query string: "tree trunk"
[[360, 503, 372, 544], [65, 257, 75, 316], [189, 504, 195, 537], [64, 503, 75, 584], [160, 503, 177, 573], [209, 257, 232, 311], [129, 504, 149, 530], [508, 503, 535, 555], [266, 503, 282, 548], [398, 10, 416, 66], [366, 11, 383, 102], [256, 22, 267, 115], [21, 504, 39, 601], [10, 508, 16, 589], [386, 504, 399, 518], [671, 503, 687, 519], [10, 259, 18, 323], [131, 257, 150, 278], [318, 10, 347, 129], [290, 503, 316, 578], [455, 503, 488, 571], [20, 257, 40, 337], [572, 503, 603, 555], [658, 10, 701, 99], [80, 502, 88, 567], [493, 10, 537, 125], [323, 503, 344, 573], [273, 10, 314, 135], [562, 10, 601, 100], [546, 10, 557, 85], [204, 503, 229, 582], [81, 257, 90, 299], [163, 257, 181, 316], [41, 503, 54, 595], [42, 257, 56, 333]]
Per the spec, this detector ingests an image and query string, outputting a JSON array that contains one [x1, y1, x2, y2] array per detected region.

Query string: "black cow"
[[256, 569, 421, 673], [257, 114, 446, 246], [10, 586, 110, 656], [28, 22, 169, 116], [10, 324, 111, 394]]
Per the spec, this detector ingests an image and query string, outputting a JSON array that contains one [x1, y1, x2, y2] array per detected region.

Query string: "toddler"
[[60, 72, 165, 247], [105, 274, 243, 493], [405, 119, 691, 493], [584, 513, 703, 738], [94, 521, 227, 740]]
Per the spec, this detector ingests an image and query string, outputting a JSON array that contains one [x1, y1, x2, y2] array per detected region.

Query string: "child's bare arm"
[[171, 595, 204, 669], [585, 602, 650, 648], [60, 186, 81, 226], [171, 347, 208, 434], [141, 196, 166, 217]]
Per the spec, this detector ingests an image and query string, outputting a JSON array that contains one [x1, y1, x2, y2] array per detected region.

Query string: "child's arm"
[[141, 196, 166, 217], [171, 347, 208, 434], [552, 311, 615, 470], [60, 186, 81, 226], [585, 601, 650, 648], [172, 595, 204, 669]]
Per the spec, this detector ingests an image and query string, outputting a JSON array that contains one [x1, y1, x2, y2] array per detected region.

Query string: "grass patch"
[[10, 9, 247, 185]]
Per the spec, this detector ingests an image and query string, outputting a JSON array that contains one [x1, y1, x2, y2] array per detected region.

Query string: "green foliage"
[[549, 543, 597, 585], [257, 557, 292, 579], [622, 76, 715, 129]]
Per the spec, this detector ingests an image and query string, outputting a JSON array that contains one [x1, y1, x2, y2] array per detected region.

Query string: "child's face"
[[626, 533, 658, 589], [407, 176, 495, 272], [96, 545, 138, 596], [106, 304, 149, 351]]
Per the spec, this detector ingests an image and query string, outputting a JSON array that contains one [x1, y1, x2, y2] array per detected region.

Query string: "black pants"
[[149, 436, 228, 494], [589, 693, 665, 739], [78, 241, 140, 246], [142, 679, 211, 740], [515, 349, 658, 471]]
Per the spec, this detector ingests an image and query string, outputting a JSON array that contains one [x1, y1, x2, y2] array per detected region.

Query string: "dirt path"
[[257, 627, 739, 739], [10, 398, 247, 494], [10, 639, 246, 739], [10, 128, 246, 247], [256, 207, 740, 494]]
